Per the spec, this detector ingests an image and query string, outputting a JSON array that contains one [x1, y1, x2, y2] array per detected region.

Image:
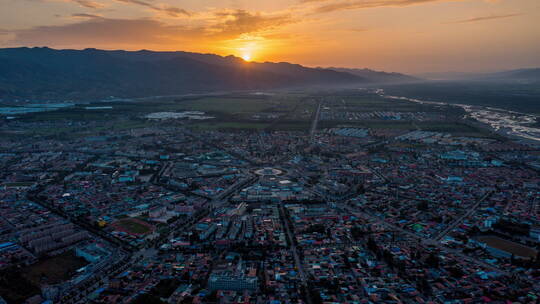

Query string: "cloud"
[[210, 9, 294, 38], [112, 0, 192, 17], [5, 18, 200, 46], [25, 0, 106, 9], [47, 0, 191, 17], [300, 0, 463, 14], [3, 11, 295, 47], [161, 7, 192, 18], [446, 13, 523, 24], [71, 0, 104, 8], [71, 13, 103, 18]]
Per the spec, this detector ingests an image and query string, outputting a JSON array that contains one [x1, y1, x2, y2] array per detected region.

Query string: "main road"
[[279, 204, 313, 304], [343, 205, 511, 276], [433, 191, 493, 241], [310, 99, 323, 143]]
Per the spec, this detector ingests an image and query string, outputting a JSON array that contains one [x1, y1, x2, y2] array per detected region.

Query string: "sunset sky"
[[1, 0, 539, 73]]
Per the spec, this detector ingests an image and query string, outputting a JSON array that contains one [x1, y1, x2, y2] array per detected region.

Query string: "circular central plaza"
[[254, 167, 284, 176]]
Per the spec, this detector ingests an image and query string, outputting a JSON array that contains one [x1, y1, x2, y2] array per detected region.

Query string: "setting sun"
[[237, 40, 260, 62]]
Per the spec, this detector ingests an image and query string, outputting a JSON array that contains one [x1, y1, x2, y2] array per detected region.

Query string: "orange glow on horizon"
[[234, 39, 262, 63], [2, 0, 538, 73]]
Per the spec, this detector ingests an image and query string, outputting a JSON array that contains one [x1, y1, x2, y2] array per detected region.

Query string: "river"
[[375, 88, 540, 145]]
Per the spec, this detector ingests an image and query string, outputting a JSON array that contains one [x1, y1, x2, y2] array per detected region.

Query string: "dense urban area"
[[0, 89, 539, 304]]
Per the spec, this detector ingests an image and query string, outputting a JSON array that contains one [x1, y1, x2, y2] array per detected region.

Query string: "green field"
[[17, 95, 284, 122], [344, 121, 416, 130], [3, 182, 34, 187], [324, 93, 463, 115], [7, 91, 491, 136], [382, 82, 540, 115], [340, 95, 433, 112], [175, 97, 272, 114], [192, 121, 271, 130], [191, 119, 311, 131], [8, 93, 314, 134], [417, 121, 497, 138], [114, 218, 153, 234], [269, 121, 311, 131]]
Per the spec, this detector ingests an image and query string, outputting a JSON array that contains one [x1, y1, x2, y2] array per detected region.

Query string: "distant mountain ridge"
[[418, 68, 540, 82], [0, 47, 416, 101], [485, 68, 540, 83], [328, 67, 419, 83]]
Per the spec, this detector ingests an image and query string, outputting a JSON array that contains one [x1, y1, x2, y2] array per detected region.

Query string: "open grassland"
[[10, 119, 156, 140], [4, 92, 494, 136], [417, 121, 498, 138], [338, 95, 440, 112], [175, 97, 272, 114], [191, 120, 311, 132], [15, 94, 296, 122], [269, 121, 311, 131], [322, 93, 464, 116], [345, 121, 416, 130], [382, 82, 540, 115], [191, 121, 271, 130]]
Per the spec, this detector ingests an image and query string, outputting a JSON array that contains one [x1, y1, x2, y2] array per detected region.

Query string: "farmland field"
[[174, 97, 272, 114], [192, 121, 271, 130]]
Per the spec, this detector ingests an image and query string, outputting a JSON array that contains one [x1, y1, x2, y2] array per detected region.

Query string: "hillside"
[[328, 67, 419, 83], [0, 47, 362, 101], [484, 68, 540, 83]]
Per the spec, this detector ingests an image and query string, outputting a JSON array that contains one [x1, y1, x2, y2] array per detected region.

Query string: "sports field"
[[113, 218, 154, 235]]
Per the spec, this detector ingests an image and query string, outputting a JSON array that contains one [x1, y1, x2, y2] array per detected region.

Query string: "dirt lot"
[[22, 250, 88, 285], [477, 236, 537, 258]]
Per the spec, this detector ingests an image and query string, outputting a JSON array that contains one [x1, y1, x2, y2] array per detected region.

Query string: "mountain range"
[[0, 47, 415, 101], [328, 67, 418, 83], [418, 68, 540, 83], [483, 68, 540, 83]]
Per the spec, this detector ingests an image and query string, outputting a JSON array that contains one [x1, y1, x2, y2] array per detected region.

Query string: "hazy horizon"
[[1, 0, 539, 74]]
